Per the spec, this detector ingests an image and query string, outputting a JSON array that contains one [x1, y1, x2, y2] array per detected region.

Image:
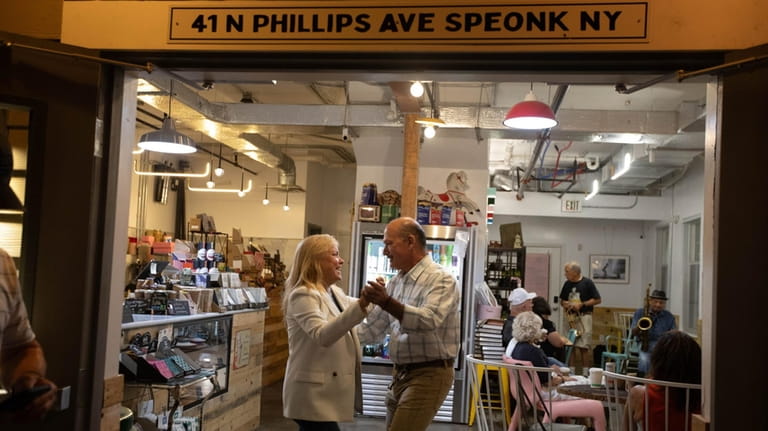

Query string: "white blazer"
[[282, 284, 366, 422]]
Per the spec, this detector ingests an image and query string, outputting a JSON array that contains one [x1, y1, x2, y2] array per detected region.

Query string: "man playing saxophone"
[[630, 289, 677, 376]]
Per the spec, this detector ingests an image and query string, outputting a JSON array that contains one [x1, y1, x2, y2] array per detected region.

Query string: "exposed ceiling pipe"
[[515, 85, 569, 200], [240, 133, 303, 191], [140, 74, 301, 189]]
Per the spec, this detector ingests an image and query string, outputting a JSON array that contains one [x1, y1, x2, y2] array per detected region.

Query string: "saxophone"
[[565, 288, 585, 338], [637, 284, 653, 351]]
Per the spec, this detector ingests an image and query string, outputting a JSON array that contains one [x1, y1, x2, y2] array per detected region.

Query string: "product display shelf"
[[484, 247, 526, 307], [187, 230, 229, 260], [121, 313, 232, 429]]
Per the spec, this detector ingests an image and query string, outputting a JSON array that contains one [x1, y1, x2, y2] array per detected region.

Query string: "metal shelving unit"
[[484, 247, 526, 308]]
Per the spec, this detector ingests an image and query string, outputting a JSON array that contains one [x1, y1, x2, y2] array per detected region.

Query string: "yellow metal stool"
[[468, 362, 512, 427]]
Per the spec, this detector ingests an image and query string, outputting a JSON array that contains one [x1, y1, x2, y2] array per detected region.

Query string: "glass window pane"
[[683, 218, 701, 332]]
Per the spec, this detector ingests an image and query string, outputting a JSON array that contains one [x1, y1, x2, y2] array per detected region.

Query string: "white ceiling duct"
[[240, 133, 303, 191]]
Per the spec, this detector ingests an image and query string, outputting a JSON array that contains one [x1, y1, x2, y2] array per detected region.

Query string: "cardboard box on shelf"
[[137, 244, 152, 263], [188, 217, 202, 232], [152, 242, 174, 254], [500, 222, 524, 248], [232, 227, 243, 244]]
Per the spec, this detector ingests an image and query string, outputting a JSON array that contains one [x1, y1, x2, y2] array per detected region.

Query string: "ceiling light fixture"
[[415, 82, 445, 139], [414, 117, 446, 128], [584, 179, 600, 200], [410, 81, 424, 97], [611, 152, 632, 180], [237, 169, 247, 197], [133, 161, 210, 178], [206, 159, 215, 188], [138, 80, 196, 154], [262, 183, 270, 205], [283, 189, 290, 211], [187, 179, 253, 194], [502, 86, 558, 130], [214, 144, 225, 176]]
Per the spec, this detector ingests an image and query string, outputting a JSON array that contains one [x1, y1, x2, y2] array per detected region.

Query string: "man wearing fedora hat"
[[630, 289, 677, 375]]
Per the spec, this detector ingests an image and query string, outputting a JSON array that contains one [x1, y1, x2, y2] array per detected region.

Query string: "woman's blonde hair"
[[512, 311, 543, 343], [282, 234, 338, 313]]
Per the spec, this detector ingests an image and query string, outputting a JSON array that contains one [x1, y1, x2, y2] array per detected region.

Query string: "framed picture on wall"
[[589, 255, 629, 283]]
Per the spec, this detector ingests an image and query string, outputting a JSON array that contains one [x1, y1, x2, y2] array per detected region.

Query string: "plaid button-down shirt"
[[359, 255, 460, 364], [0, 248, 35, 351]]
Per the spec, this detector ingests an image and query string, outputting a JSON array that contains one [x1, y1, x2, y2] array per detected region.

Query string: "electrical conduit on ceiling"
[[516, 85, 569, 200]]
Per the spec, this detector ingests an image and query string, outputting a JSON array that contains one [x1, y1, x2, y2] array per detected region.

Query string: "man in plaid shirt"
[[360, 217, 459, 431], [0, 248, 57, 422]]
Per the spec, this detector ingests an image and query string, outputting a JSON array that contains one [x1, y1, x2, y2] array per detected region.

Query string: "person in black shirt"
[[532, 296, 568, 367], [559, 261, 601, 374]]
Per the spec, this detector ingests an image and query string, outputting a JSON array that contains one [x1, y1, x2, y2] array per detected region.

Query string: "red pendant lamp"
[[502, 90, 558, 130]]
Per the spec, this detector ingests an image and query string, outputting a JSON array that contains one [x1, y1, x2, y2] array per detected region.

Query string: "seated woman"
[[628, 330, 702, 431], [508, 312, 606, 431], [532, 296, 568, 367], [508, 311, 575, 387]]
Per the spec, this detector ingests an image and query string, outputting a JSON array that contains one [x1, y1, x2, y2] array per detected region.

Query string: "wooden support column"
[[401, 113, 420, 218]]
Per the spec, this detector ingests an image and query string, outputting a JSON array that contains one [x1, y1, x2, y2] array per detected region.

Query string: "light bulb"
[[237, 190, 246, 198], [206, 180, 215, 188], [424, 125, 436, 139], [262, 198, 270, 205], [214, 167, 224, 177], [283, 204, 290, 211], [410, 81, 424, 97]]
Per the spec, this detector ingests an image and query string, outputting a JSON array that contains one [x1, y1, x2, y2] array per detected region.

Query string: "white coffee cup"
[[589, 367, 603, 387]]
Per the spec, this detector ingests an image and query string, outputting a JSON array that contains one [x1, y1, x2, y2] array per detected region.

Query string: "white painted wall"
[[658, 155, 705, 325], [128, 154, 181, 237], [134, 158, 310, 239], [305, 161, 357, 282], [488, 215, 647, 307]]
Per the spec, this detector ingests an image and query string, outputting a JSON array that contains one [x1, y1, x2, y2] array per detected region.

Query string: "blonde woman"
[[282, 234, 370, 431]]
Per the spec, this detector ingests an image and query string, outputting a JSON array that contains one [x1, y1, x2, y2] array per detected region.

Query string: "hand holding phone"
[[0, 385, 52, 411]]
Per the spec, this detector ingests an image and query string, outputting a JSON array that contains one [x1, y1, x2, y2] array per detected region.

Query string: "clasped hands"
[[360, 277, 391, 308]]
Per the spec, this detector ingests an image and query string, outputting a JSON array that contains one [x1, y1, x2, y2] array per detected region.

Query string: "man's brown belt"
[[395, 358, 454, 371]]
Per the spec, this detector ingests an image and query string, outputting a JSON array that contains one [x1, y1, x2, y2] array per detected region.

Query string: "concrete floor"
[[257, 380, 480, 431]]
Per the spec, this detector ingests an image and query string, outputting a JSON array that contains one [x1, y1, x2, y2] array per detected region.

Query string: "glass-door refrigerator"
[[348, 221, 478, 423]]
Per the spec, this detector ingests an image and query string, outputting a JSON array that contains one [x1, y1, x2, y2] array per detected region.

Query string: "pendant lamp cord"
[[168, 80, 174, 119]]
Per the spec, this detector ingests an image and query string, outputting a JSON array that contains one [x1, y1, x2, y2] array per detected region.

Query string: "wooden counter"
[[262, 281, 288, 387]]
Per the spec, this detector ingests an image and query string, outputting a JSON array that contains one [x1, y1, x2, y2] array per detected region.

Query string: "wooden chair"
[[563, 328, 578, 366], [601, 336, 640, 374], [615, 312, 635, 340], [603, 370, 701, 431]]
